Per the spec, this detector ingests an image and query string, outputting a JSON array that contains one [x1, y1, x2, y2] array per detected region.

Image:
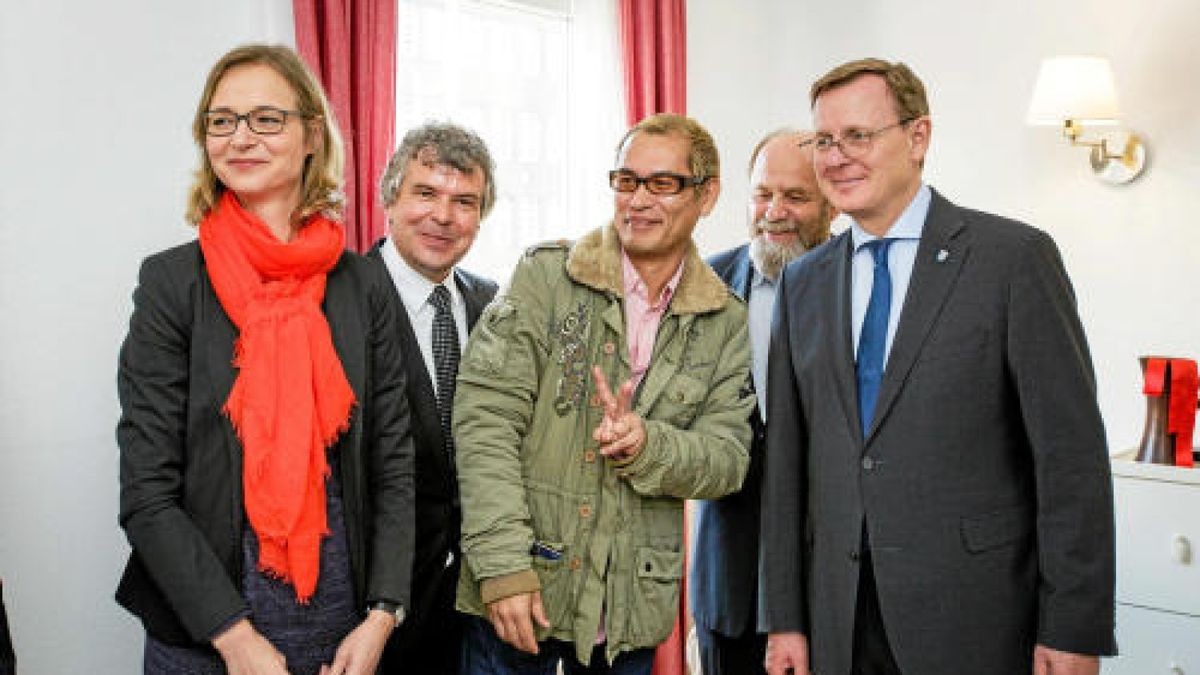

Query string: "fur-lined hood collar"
[[564, 222, 732, 315]]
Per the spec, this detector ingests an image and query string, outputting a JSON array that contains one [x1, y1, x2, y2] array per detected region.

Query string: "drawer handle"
[[1172, 534, 1193, 565]]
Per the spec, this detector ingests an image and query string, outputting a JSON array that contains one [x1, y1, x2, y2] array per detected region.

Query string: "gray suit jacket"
[[759, 189, 1116, 675]]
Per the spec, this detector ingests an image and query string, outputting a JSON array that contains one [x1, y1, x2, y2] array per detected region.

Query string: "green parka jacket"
[[453, 224, 753, 664]]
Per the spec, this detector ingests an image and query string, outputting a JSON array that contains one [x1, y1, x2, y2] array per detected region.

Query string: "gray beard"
[[749, 235, 808, 281]]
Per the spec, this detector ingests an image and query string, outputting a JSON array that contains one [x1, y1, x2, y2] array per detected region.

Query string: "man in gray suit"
[[760, 59, 1116, 675], [693, 129, 834, 675]]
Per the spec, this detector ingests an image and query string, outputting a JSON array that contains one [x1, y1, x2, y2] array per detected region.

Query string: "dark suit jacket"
[[690, 244, 766, 638], [759, 189, 1116, 675], [116, 242, 415, 645], [366, 240, 497, 632]]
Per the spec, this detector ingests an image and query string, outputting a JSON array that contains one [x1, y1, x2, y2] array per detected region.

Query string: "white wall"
[[689, 0, 1200, 455], [0, 2, 292, 672]]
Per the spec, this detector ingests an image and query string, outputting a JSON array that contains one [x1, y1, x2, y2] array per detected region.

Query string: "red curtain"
[[293, 0, 396, 252], [617, 0, 687, 126], [618, 4, 690, 673]]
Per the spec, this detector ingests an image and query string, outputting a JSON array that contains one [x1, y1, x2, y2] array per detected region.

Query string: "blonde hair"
[[185, 44, 344, 225], [810, 58, 930, 122], [616, 113, 720, 183]]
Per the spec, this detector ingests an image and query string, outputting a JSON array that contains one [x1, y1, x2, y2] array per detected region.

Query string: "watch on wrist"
[[368, 600, 406, 627]]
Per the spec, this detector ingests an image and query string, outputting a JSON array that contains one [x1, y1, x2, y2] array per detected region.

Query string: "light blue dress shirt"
[[747, 270, 776, 421], [850, 183, 932, 366]]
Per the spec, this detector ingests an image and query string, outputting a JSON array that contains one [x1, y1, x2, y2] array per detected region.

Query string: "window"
[[396, 0, 625, 282]]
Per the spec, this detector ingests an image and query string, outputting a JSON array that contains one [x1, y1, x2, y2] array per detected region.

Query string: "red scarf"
[[199, 191, 356, 602]]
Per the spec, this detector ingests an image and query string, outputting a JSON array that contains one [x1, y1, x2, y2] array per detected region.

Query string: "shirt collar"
[[381, 235, 460, 312], [751, 267, 775, 290], [621, 249, 685, 309], [850, 182, 931, 250]]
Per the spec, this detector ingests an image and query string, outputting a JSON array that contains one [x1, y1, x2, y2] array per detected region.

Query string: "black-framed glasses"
[[804, 118, 915, 157], [609, 169, 710, 196], [203, 106, 309, 136]]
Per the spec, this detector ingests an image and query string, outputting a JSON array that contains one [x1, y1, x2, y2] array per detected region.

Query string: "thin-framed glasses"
[[203, 106, 309, 136], [804, 118, 915, 157], [608, 169, 710, 195]]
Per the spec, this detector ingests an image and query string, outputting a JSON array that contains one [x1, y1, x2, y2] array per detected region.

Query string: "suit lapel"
[[202, 266, 239, 408], [455, 269, 490, 330], [821, 234, 863, 444], [729, 248, 753, 302], [867, 191, 969, 442], [322, 257, 366, 407]]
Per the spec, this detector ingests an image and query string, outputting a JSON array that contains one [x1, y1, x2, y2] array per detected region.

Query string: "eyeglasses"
[[203, 106, 309, 136], [805, 118, 914, 157], [609, 169, 710, 196]]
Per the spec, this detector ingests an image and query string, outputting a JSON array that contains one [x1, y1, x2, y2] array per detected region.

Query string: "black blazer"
[[116, 241, 415, 645], [365, 241, 497, 628], [759, 189, 1116, 675], [690, 244, 766, 637]]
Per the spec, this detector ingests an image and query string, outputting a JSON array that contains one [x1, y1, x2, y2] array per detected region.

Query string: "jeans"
[[461, 615, 654, 675]]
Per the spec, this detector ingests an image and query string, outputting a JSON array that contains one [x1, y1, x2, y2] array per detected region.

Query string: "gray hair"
[[379, 121, 497, 217]]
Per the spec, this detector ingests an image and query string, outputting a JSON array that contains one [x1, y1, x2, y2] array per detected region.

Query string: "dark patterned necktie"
[[429, 284, 460, 454]]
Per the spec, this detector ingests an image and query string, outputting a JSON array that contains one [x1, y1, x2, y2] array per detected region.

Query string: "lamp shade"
[[1026, 56, 1121, 125]]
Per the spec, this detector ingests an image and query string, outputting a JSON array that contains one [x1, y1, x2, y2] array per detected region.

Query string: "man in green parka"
[[453, 113, 754, 675]]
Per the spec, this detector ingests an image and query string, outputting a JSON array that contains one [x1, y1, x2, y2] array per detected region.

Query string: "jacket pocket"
[[629, 546, 684, 644], [960, 505, 1034, 553], [655, 373, 708, 428], [531, 541, 571, 631]]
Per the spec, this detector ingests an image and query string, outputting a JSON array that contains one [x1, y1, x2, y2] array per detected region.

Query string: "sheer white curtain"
[[395, 0, 625, 283]]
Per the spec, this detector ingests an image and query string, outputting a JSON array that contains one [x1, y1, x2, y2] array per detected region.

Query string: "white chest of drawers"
[[1104, 459, 1200, 675]]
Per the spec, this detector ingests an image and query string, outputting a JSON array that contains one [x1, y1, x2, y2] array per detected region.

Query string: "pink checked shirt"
[[621, 252, 685, 388]]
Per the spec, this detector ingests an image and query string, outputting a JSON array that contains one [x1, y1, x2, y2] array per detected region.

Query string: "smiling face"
[[204, 63, 315, 217], [812, 74, 929, 236], [746, 133, 832, 278], [384, 152, 484, 283], [613, 131, 719, 265]]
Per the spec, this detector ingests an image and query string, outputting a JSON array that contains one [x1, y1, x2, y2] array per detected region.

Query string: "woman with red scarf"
[[116, 45, 414, 675]]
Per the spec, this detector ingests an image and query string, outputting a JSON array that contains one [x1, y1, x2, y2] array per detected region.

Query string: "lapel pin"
[[936, 249, 949, 263]]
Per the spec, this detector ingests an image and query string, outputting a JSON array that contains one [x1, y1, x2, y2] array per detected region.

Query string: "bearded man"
[[691, 129, 835, 675]]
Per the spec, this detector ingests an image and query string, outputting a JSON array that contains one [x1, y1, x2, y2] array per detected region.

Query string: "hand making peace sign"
[[591, 366, 646, 462]]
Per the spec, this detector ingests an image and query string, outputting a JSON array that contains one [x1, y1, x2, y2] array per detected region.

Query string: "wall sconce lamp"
[[1026, 55, 1146, 184]]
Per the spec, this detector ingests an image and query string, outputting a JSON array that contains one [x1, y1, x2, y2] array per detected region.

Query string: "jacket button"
[[672, 391, 685, 402], [569, 557, 582, 570], [862, 457, 876, 471], [603, 342, 615, 355], [583, 449, 597, 463], [849, 550, 861, 562], [579, 504, 593, 519]]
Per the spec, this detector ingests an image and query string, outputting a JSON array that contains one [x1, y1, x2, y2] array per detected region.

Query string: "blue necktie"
[[856, 239, 895, 436]]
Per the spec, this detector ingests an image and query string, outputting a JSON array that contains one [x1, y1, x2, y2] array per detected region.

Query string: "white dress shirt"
[[380, 236, 469, 397]]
